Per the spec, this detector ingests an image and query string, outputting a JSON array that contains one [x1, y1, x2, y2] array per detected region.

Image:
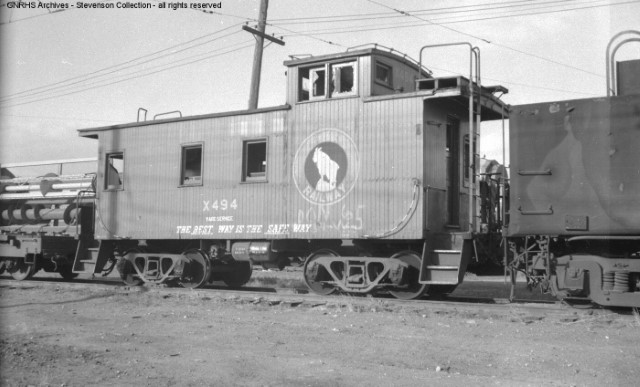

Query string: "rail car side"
[[0, 171, 98, 280], [506, 59, 640, 307], [1, 45, 509, 300], [73, 46, 506, 297]]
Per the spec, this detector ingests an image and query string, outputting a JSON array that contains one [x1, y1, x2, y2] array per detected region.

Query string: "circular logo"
[[293, 129, 359, 205]]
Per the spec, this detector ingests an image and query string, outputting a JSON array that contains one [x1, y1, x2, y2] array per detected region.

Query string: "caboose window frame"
[[298, 60, 358, 102], [241, 138, 268, 183], [374, 60, 393, 89], [179, 142, 204, 187], [104, 151, 124, 191], [330, 62, 357, 97]]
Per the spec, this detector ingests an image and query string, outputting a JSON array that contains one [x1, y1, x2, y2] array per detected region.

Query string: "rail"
[[1, 158, 97, 176], [346, 43, 433, 76], [606, 30, 640, 96], [419, 42, 481, 233]]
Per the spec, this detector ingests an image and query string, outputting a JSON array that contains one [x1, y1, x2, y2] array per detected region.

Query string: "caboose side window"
[[375, 61, 392, 88], [298, 62, 357, 101], [310, 67, 326, 99], [299, 66, 325, 101], [242, 139, 267, 182], [104, 152, 124, 190], [180, 144, 203, 186], [330, 62, 355, 96]]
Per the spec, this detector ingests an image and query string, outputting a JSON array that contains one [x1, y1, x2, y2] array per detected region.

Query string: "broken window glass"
[[331, 62, 355, 96], [105, 152, 124, 190]]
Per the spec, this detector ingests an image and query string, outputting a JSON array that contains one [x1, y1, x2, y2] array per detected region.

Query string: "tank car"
[[506, 31, 640, 307], [1, 43, 508, 299]]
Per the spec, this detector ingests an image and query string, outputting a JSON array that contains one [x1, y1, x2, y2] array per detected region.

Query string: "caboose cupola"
[[284, 45, 433, 104]]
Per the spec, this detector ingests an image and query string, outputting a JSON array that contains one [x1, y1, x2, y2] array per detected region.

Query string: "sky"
[[1, 0, 639, 171]]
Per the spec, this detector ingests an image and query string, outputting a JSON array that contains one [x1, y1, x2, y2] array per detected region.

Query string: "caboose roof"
[[77, 104, 291, 139]]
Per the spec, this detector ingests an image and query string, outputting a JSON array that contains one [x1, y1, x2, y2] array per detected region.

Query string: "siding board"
[[89, 49, 489, 243]]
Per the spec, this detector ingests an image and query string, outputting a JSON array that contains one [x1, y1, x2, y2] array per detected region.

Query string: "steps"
[[72, 239, 113, 274], [419, 235, 472, 285]]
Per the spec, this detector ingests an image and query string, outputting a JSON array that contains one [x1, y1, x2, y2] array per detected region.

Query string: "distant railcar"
[[1, 43, 508, 299], [505, 32, 640, 307]]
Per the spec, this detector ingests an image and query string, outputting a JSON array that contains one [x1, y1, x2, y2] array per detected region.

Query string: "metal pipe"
[[472, 47, 481, 233], [0, 191, 96, 200], [3, 181, 93, 192], [418, 42, 475, 232], [609, 37, 640, 96], [605, 30, 640, 96]]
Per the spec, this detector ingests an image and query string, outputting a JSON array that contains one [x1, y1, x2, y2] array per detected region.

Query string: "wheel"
[[117, 255, 142, 286], [223, 261, 252, 288], [303, 249, 338, 295], [179, 249, 210, 289], [58, 266, 78, 280], [388, 251, 427, 300], [9, 259, 34, 281]]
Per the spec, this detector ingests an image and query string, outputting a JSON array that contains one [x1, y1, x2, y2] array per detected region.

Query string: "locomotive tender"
[[506, 31, 640, 307], [1, 43, 508, 299]]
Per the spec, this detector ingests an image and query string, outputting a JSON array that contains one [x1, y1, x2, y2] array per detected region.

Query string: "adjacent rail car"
[[0, 164, 100, 280], [1, 44, 508, 299], [506, 32, 640, 307]]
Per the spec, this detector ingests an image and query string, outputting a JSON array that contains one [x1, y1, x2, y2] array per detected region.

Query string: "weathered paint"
[[508, 94, 640, 236], [81, 48, 504, 242]]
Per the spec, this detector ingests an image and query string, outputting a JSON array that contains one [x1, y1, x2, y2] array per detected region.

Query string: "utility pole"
[[244, 0, 284, 110]]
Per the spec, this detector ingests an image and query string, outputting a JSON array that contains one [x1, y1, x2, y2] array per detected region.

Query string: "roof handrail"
[[346, 43, 432, 76], [605, 30, 640, 96]]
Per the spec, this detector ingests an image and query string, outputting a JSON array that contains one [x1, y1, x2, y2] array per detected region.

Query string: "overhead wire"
[[0, 41, 255, 109], [200, 8, 345, 47], [2, 6, 345, 108], [271, 0, 580, 25], [1, 23, 243, 102], [275, 0, 634, 32], [0, 113, 122, 123], [278, 0, 639, 78]]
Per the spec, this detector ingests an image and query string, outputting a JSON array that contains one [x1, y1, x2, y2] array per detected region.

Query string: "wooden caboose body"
[[75, 46, 507, 296]]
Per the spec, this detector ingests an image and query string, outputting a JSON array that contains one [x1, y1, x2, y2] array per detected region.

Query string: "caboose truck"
[[0, 43, 509, 299], [506, 31, 640, 307]]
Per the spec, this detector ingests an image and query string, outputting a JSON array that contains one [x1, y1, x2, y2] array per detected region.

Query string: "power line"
[[0, 113, 123, 123], [284, 0, 638, 78], [0, 42, 255, 109], [281, 0, 623, 37], [269, 0, 537, 22], [1, 23, 243, 102], [271, 0, 578, 25], [194, 8, 345, 47], [365, 0, 492, 43]]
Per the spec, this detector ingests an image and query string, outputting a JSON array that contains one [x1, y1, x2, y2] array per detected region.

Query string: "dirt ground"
[[1, 278, 639, 387]]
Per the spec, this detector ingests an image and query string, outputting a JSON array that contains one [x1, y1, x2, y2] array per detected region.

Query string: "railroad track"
[[2, 276, 629, 324]]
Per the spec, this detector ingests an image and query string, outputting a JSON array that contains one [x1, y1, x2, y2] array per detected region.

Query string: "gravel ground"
[[1, 277, 639, 387]]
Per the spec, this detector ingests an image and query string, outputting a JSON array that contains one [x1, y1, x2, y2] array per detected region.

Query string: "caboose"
[[1, 43, 508, 299]]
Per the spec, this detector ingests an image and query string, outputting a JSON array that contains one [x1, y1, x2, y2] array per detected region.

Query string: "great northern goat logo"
[[293, 129, 359, 205]]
